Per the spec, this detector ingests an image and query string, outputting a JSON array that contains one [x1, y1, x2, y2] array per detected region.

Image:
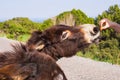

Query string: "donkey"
[[27, 24, 100, 60], [0, 24, 100, 80]]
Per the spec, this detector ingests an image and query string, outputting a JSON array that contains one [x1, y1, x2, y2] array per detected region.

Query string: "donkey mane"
[[0, 43, 67, 80]]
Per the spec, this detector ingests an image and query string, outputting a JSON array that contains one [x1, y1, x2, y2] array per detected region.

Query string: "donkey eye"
[[61, 32, 68, 40]]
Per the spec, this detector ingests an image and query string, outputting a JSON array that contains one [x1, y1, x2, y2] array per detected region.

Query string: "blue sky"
[[0, 0, 119, 20]]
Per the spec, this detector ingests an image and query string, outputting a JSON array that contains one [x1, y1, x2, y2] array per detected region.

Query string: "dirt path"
[[57, 56, 120, 80]]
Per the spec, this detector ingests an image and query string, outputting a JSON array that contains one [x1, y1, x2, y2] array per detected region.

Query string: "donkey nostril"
[[93, 27, 99, 33]]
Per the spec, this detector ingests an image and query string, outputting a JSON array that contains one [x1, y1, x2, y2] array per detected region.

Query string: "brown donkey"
[[27, 24, 100, 60], [0, 24, 100, 80]]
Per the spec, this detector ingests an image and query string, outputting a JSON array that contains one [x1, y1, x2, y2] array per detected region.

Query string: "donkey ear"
[[61, 30, 71, 41], [27, 40, 45, 51], [27, 30, 44, 51], [35, 41, 45, 50]]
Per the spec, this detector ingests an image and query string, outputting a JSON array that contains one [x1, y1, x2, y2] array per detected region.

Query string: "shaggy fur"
[[27, 24, 100, 60], [0, 43, 67, 80], [0, 24, 100, 80]]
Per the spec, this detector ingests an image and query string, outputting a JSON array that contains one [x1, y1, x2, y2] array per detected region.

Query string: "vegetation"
[[71, 9, 94, 25], [79, 4, 120, 64], [0, 17, 53, 41], [0, 4, 120, 64], [55, 9, 94, 26]]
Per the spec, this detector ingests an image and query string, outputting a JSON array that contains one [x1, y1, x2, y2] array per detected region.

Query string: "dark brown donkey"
[[27, 24, 100, 60], [0, 24, 100, 80]]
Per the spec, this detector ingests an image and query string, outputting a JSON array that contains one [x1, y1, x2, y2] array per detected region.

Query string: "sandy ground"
[[57, 56, 120, 80]]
